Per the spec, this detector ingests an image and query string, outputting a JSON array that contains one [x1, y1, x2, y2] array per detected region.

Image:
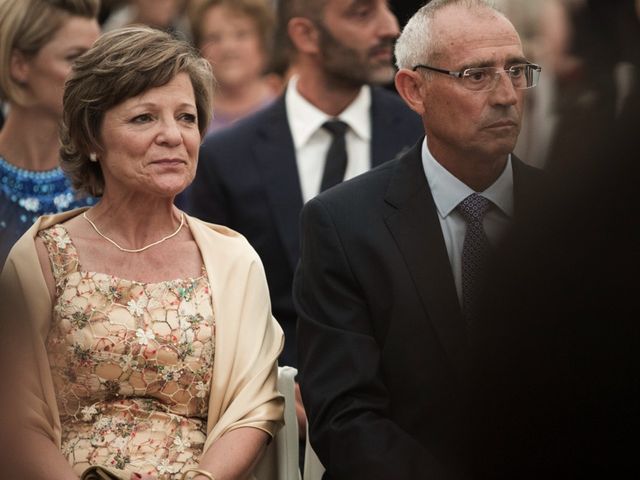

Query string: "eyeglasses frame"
[[411, 62, 542, 90]]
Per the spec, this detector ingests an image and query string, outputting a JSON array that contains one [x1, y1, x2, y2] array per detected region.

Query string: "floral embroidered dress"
[[0, 156, 96, 265], [39, 224, 215, 479]]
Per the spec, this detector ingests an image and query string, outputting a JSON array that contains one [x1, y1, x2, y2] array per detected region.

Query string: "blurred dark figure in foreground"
[[470, 97, 639, 480], [545, 0, 640, 176], [469, 2, 640, 478]]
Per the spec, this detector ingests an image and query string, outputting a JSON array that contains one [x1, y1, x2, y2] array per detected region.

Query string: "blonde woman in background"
[[0, 0, 101, 264]]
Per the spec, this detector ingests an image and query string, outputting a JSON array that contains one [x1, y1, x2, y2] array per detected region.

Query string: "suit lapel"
[[384, 144, 468, 376], [252, 97, 303, 271], [512, 154, 543, 216]]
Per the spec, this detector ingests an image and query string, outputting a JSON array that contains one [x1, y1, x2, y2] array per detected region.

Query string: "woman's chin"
[[149, 173, 194, 198]]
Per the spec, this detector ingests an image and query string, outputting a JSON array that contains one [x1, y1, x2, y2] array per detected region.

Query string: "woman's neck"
[[0, 106, 61, 171], [87, 191, 183, 250]]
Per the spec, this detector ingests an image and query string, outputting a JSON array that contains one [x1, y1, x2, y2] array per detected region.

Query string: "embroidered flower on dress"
[[135, 328, 156, 346], [72, 344, 92, 363], [70, 311, 90, 329], [173, 436, 191, 452], [156, 459, 181, 474], [80, 405, 98, 421], [127, 297, 147, 317], [54, 234, 72, 249], [112, 451, 131, 469], [163, 368, 182, 382], [119, 353, 138, 369], [195, 381, 208, 398]]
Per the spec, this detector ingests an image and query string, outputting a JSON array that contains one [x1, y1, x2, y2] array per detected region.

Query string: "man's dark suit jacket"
[[188, 88, 423, 366], [293, 141, 544, 479]]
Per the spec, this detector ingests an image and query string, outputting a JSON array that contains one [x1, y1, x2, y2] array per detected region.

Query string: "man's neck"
[[430, 144, 509, 192], [295, 68, 363, 117]]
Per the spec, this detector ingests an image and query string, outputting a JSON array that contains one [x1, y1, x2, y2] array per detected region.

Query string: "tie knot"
[[457, 193, 492, 223], [323, 119, 348, 137]]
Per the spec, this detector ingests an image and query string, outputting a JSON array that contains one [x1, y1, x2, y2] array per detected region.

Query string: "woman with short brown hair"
[[2, 26, 283, 480]]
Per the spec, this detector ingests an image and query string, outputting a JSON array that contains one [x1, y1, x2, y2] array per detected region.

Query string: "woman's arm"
[[0, 239, 77, 477], [18, 431, 79, 479], [195, 427, 270, 480]]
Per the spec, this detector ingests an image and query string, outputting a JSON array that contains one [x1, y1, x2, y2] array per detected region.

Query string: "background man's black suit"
[[189, 89, 422, 366]]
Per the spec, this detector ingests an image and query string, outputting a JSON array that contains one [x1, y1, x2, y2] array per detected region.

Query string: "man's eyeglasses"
[[411, 63, 542, 92]]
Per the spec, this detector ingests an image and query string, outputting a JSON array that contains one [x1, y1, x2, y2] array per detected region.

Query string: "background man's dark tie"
[[321, 120, 349, 191]]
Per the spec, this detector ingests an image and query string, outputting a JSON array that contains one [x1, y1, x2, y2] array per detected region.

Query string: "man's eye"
[[347, 5, 372, 19], [509, 66, 525, 77], [467, 70, 488, 82]]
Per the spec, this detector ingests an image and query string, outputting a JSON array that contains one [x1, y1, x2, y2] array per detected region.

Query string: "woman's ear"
[[287, 17, 320, 55], [10, 49, 30, 86], [395, 69, 428, 116]]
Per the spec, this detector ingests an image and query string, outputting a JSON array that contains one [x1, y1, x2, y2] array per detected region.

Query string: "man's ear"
[[10, 49, 30, 86], [395, 69, 427, 116], [287, 17, 320, 55]]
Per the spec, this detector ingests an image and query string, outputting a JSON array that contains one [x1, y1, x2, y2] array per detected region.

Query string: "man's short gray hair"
[[394, 0, 504, 70]]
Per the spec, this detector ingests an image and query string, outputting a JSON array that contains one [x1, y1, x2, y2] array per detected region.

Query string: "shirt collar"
[[285, 75, 371, 148], [421, 138, 514, 218]]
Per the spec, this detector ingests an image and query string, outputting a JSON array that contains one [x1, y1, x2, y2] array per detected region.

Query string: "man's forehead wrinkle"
[[433, 6, 519, 43], [434, 26, 523, 66]]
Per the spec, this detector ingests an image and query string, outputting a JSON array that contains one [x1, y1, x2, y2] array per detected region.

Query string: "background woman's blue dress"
[[0, 155, 96, 265]]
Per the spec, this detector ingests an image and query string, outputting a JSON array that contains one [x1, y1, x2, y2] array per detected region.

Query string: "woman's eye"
[[180, 113, 197, 123], [235, 29, 253, 40], [131, 114, 153, 124], [65, 50, 86, 62]]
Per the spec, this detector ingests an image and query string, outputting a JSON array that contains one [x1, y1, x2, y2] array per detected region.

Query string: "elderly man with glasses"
[[294, 1, 545, 479]]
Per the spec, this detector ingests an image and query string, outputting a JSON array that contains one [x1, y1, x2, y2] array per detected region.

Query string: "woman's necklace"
[[82, 211, 185, 253]]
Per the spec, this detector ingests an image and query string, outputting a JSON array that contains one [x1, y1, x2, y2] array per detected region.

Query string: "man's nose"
[[490, 71, 519, 106], [378, 3, 400, 38]]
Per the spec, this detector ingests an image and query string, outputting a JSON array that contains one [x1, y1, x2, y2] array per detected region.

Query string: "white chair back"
[[254, 365, 301, 480]]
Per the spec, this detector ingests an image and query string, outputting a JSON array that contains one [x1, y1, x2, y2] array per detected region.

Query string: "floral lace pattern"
[[39, 225, 215, 479]]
